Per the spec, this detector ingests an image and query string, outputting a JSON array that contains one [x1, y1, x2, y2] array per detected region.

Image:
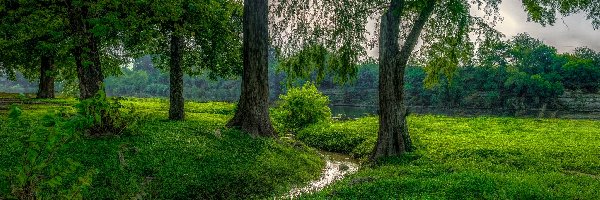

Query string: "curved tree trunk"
[[227, 0, 276, 137], [169, 23, 185, 121], [37, 55, 55, 99], [371, 0, 436, 161]]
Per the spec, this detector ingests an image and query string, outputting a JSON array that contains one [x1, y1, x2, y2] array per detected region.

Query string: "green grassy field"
[[299, 116, 600, 199], [0, 98, 323, 199], [2, 98, 600, 199]]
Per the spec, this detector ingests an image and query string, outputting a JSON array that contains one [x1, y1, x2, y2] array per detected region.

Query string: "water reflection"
[[282, 151, 359, 199], [330, 105, 377, 118]]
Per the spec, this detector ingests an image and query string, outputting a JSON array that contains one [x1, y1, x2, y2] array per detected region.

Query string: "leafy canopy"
[[124, 0, 243, 80], [271, 0, 599, 85]]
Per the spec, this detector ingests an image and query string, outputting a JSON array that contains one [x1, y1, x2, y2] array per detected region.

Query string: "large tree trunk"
[[37, 55, 55, 99], [67, 2, 104, 99], [73, 34, 104, 99], [372, 0, 406, 161], [169, 23, 185, 121], [65, 1, 123, 136], [227, 0, 276, 137], [371, 0, 436, 161]]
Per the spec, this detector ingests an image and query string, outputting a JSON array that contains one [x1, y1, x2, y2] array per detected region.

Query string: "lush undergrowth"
[[298, 115, 600, 199], [297, 117, 377, 159], [0, 98, 323, 199]]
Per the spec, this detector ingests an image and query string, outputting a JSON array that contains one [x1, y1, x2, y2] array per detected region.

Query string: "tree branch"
[[397, 0, 436, 66]]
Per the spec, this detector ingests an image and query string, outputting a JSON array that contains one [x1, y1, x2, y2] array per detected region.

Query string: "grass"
[[4, 97, 600, 199], [297, 117, 377, 159], [0, 98, 324, 199], [298, 115, 600, 199]]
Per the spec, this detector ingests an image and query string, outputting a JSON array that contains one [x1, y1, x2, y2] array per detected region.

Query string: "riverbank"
[[330, 104, 600, 120], [295, 115, 600, 199]]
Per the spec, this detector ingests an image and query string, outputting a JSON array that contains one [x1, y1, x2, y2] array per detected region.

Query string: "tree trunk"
[[73, 35, 104, 99], [372, 0, 406, 161], [169, 23, 185, 121], [67, 2, 104, 99], [371, 0, 436, 161], [37, 55, 55, 99], [227, 0, 276, 137]]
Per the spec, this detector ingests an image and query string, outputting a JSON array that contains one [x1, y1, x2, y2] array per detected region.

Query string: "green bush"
[[3, 108, 96, 200], [72, 90, 126, 136], [504, 71, 564, 108], [272, 82, 332, 134]]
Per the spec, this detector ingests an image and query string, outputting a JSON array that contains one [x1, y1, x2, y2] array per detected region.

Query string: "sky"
[[365, 1, 600, 57], [496, 1, 600, 53]]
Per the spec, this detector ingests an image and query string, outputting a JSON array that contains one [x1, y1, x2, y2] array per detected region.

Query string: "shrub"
[[72, 90, 126, 136], [272, 82, 332, 134], [8, 104, 23, 119], [4, 109, 96, 199]]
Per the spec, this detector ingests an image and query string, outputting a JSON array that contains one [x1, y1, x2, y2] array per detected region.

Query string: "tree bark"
[[372, 0, 406, 161], [227, 0, 276, 137], [67, 2, 104, 99], [169, 22, 185, 121], [371, 0, 436, 161], [73, 36, 104, 99], [37, 55, 55, 99]]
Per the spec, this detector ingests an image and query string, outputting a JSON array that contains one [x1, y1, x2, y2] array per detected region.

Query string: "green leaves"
[[0, 0, 73, 81], [5, 107, 95, 199], [272, 82, 332, 134], [522, 0, 600, 29], [125, 0, 243, 79], [561, 55, 600, 93], [8, 104, 22, 119]]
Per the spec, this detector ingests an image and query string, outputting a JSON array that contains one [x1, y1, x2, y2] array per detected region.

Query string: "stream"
[[281, 151, 360, 199]]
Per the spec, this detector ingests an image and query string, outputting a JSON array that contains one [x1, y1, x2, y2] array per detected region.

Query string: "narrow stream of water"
[[281, 151, 360, 199]]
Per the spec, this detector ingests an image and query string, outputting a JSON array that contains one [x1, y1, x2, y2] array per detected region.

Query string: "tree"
[[65, 0, 105, 99], [508, 33, 560, 75], [0, 0, 72, 98], [226, 0, 277, 137], [1, 0, 130, 100], [275, 0, 484, 159], [124, 0, 242, 121], [274, 0, 600, 160], [561, 54, 600, 93]]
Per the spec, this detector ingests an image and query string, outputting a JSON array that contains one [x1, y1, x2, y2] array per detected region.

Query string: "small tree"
[[124, 0, 243, 121]]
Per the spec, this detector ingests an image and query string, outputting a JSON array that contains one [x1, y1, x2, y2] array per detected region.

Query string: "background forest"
[[2, 33, 599, 113]]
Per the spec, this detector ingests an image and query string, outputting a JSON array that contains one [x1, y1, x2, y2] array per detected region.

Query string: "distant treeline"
[[321, 34, 600, 110], [2, 34, 599, 111]]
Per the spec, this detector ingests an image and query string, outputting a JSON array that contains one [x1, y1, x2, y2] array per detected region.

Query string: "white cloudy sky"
[[496, 1, 600, 53], [365, 1, 599, 57]]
